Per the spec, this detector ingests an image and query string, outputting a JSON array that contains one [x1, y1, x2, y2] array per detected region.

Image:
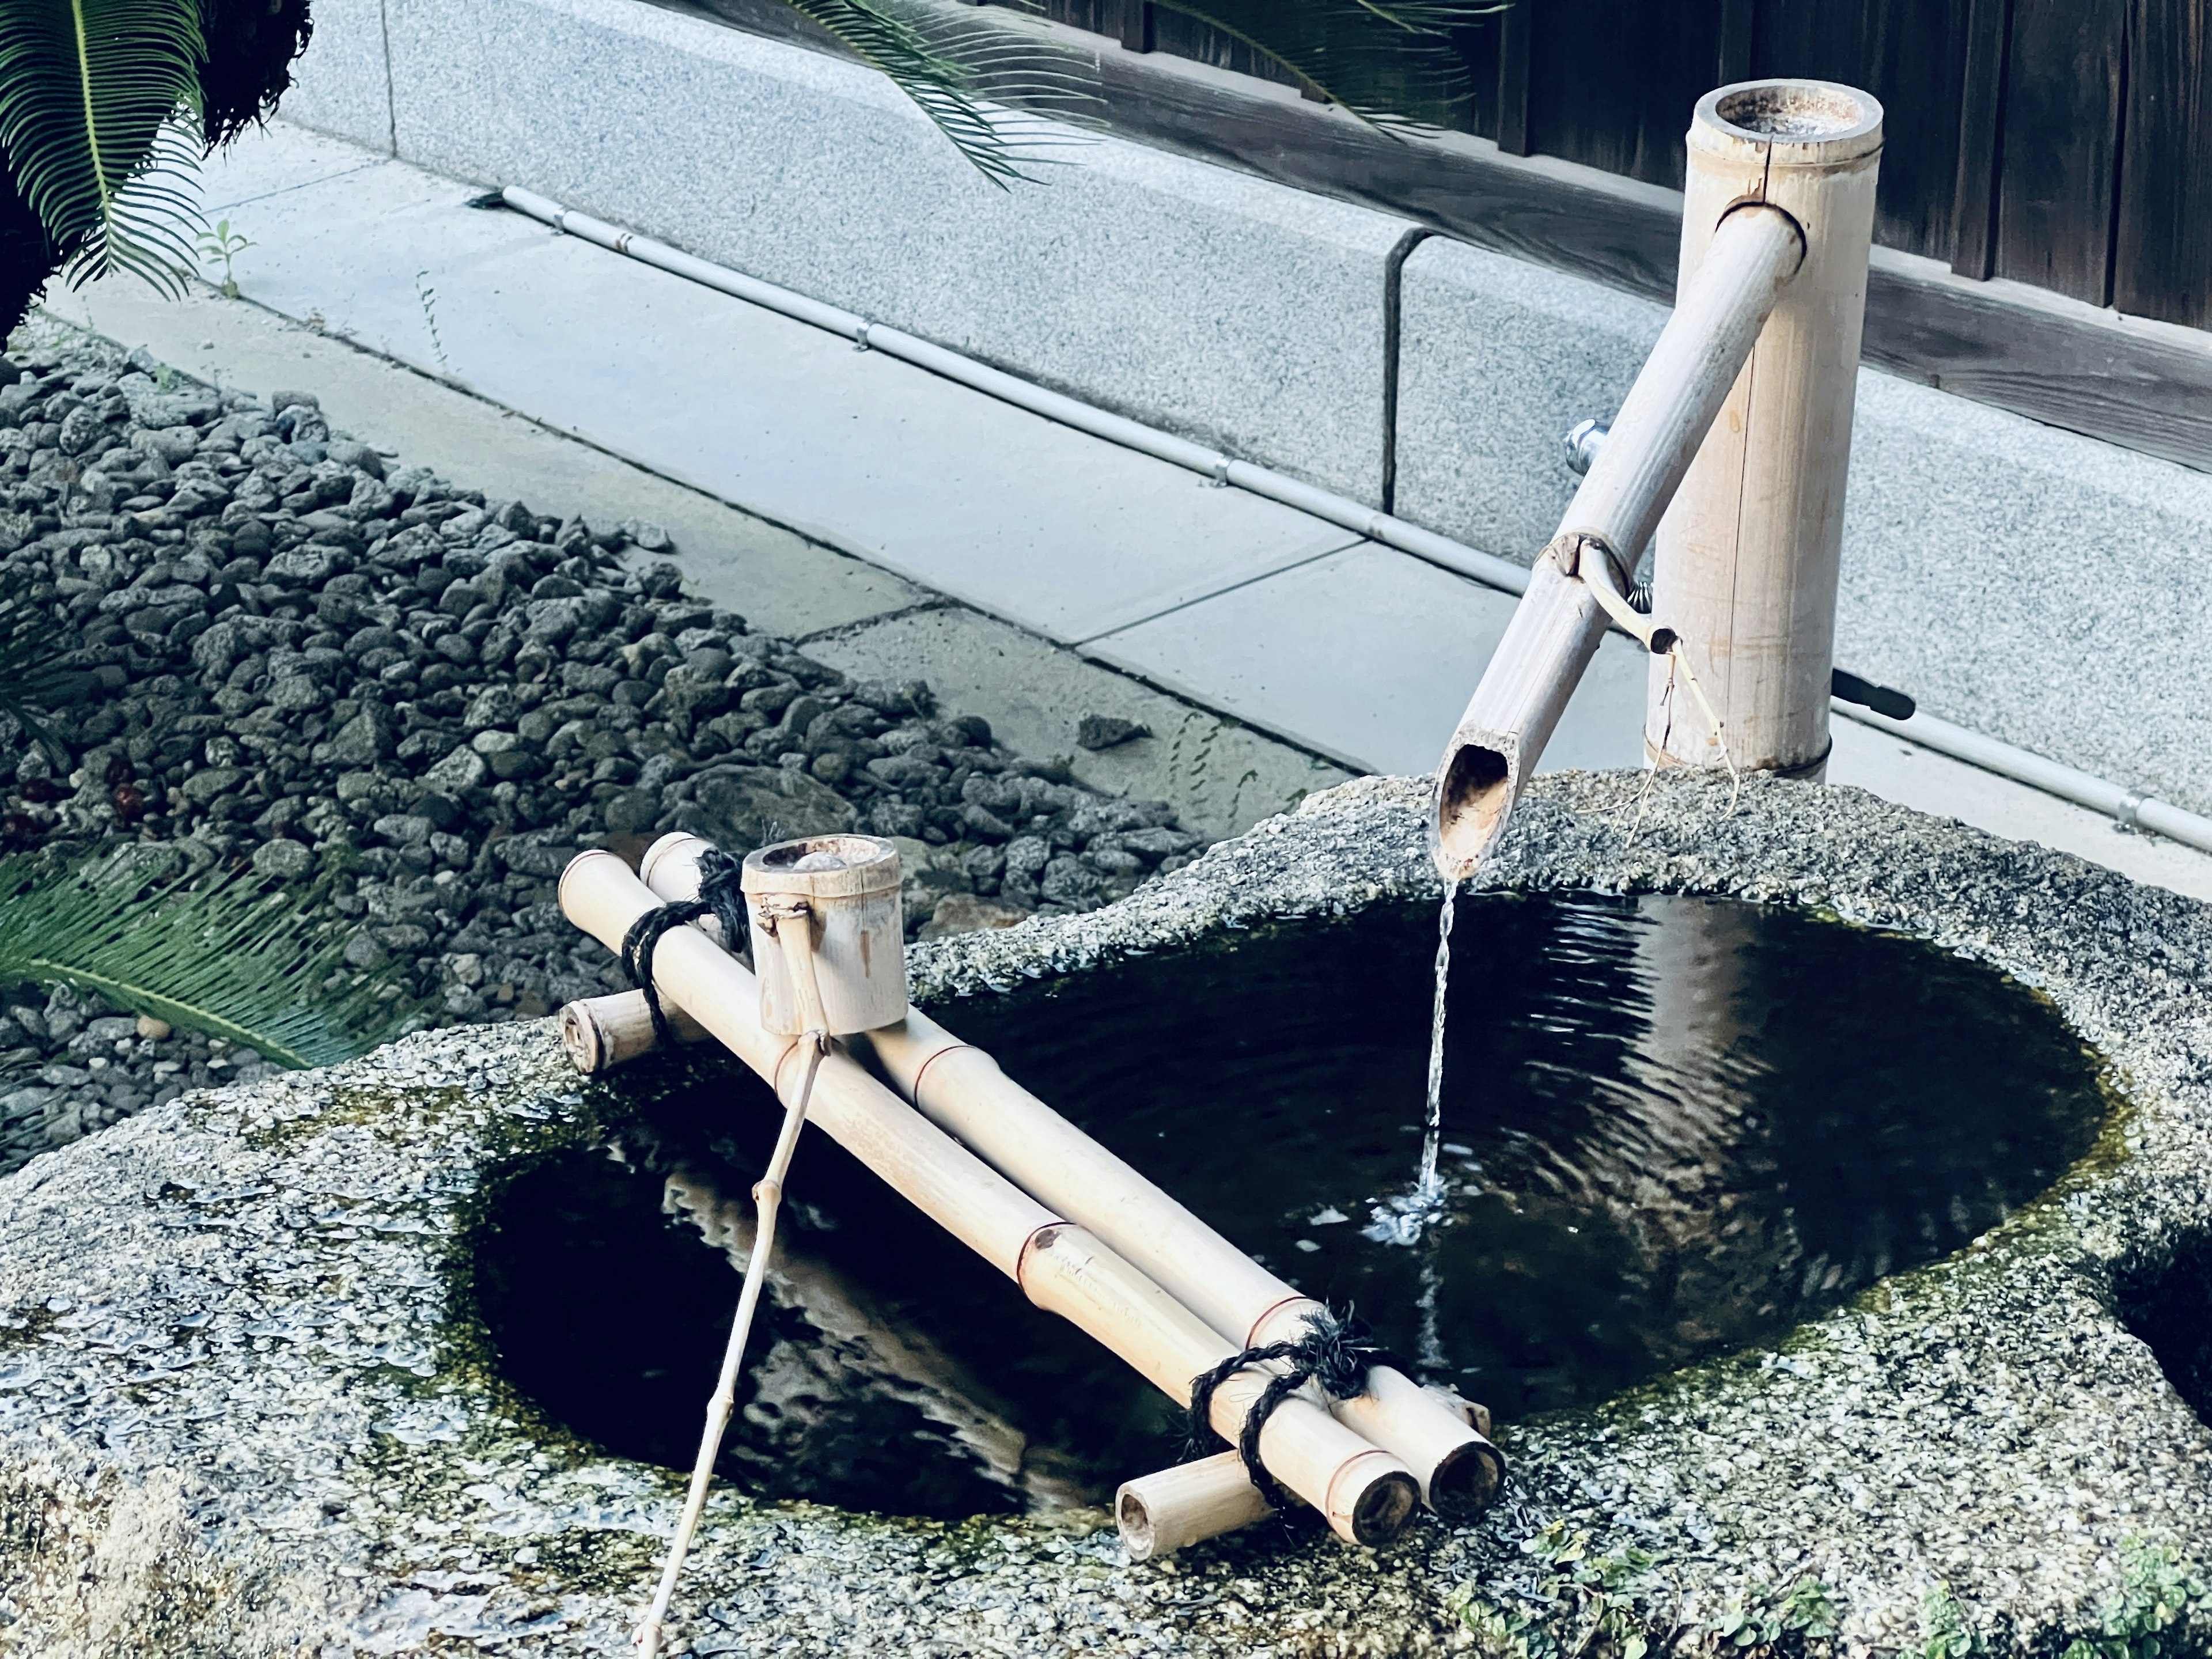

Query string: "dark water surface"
[[475, 893, 2108, 1516]]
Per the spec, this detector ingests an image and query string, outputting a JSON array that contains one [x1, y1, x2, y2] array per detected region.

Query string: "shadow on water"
[[472, 893, 2108, 1518]]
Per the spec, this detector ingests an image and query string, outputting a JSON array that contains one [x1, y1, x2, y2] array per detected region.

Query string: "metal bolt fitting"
[[1563, 418, 1610, 475]]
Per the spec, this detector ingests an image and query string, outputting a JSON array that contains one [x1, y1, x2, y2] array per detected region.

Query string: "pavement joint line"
[[1070, 533, 1368, 646], [203, 158, 385, 217], [1074, 639, 1384, 777], [797, 598, 1367, 776], [790, 599, 963, 647]]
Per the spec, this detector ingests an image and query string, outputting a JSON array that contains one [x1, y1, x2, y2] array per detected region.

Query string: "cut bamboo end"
[[559, 989, 709, 1074], [1433, 734, 1515, 879], [1116, 1451, 1272, 1561], [1328, 1450, 1422, 1547]]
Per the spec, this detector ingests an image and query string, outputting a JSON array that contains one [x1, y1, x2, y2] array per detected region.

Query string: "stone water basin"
[[1, 771, 2209, 1656]]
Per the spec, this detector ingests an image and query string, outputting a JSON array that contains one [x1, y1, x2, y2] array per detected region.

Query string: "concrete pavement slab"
[[1085, 543, 1649, 779], [802, 607, 1349, 843], [198, 121, 387, 213]]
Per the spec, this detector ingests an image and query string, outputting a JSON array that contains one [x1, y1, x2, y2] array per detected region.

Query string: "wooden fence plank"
[[2115, 0, 2212, 327], [1949, 0, 2012, 278], [1995, 0, 2127, 303], [1495, 0, 1532, 154], [1527, 0, 1722, 187], [1746, 0, 1974, 263], [1717, 0, 1755, 84]]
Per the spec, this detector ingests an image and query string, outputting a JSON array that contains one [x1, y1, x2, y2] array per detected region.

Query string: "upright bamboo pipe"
[[1647, 81, 1883, 778], [1430, 198, 1805, 876], [639, 833, 1503, 1522], [558, 851, 1422, 1546]]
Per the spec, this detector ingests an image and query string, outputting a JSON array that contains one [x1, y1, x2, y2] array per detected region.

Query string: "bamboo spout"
[[638, 832, 1504, 1525], [558, 849, 1422, 1547], [1430, 200, 1804, 877]]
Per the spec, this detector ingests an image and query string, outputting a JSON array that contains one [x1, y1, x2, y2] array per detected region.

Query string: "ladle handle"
[[762, 897, 834, 1041]]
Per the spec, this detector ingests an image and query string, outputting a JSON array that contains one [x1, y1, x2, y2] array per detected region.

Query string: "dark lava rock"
[[1076, 714, 1150, 751]]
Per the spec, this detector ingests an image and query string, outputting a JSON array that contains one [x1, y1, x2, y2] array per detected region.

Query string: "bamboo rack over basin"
[[639, 832, 1503, 1521], [558, 850, 1422, 1546]]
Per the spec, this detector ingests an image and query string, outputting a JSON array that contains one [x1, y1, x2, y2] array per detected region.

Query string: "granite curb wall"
[[282, 0, 2212, 817], [2, 771, 2210, 1656]]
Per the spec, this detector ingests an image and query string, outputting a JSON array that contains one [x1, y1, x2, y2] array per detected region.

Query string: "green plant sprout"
[[2061, 1539, 2209, 1659], [199, 215, 252, 296], [1452, 1522, 1669, 1659], [1709, 1578, 1839, 1652], [1918, 1585, 1983, 1659], [1453, 1525, 1850, 1659]]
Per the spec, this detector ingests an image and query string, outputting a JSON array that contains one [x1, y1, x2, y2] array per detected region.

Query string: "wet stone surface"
[[1, 772, 2210, 1655]]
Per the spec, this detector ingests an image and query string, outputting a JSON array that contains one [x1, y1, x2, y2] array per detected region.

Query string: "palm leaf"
[[786, 0, 1098, 187], [0, 0, 207, 296], [0, 849, 420, 1069], [1158, 0, 1499, 130]]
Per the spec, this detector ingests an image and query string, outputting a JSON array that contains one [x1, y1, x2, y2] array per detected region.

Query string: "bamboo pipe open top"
[[639, 832, 1503, 1520], [558, 850, 1422, 1547]]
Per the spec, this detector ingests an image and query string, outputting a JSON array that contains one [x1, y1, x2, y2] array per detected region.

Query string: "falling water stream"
[[1362, 880, 1461, 1251], [1418, 880, 1461, 1203]]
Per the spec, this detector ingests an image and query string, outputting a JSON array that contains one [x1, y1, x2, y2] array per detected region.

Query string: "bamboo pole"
[[1430, 199, 1804, 877], [1118, 1452, 1274, 1562], [1646, 81, 1883, 778], [639, 833, 1504, 1522], [560, 988, 709, 1074], [558, 851, 1422, 1546]]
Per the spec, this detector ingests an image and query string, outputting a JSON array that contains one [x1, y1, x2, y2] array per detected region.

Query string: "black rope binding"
[[619, 845, 748, 1047], [1184, 1309, 1408, 1512]]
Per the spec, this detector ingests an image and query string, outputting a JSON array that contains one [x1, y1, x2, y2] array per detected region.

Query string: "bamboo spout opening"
[[1707, 81, 1883, 147], [1118, 1487, 1159, 1557], [1434, 741, 1512, 877], [1426, 1437, 1507, 1520], [1340, 1459, 1422, 1546]]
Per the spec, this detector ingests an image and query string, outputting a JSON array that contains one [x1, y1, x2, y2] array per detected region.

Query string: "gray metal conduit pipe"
[[497, 186, 2212, 862]]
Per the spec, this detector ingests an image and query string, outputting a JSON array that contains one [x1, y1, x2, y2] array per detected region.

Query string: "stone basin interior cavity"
[[474, 889, 2108, 1524]]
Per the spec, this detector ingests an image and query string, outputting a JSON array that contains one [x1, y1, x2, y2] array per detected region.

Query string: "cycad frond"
[[0, 850, 419, 1069], [195, 0, 313, 148], [0, 0, 207, 296], [787, 0, 1098, 187], [1158, 1, 1498, 130]]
